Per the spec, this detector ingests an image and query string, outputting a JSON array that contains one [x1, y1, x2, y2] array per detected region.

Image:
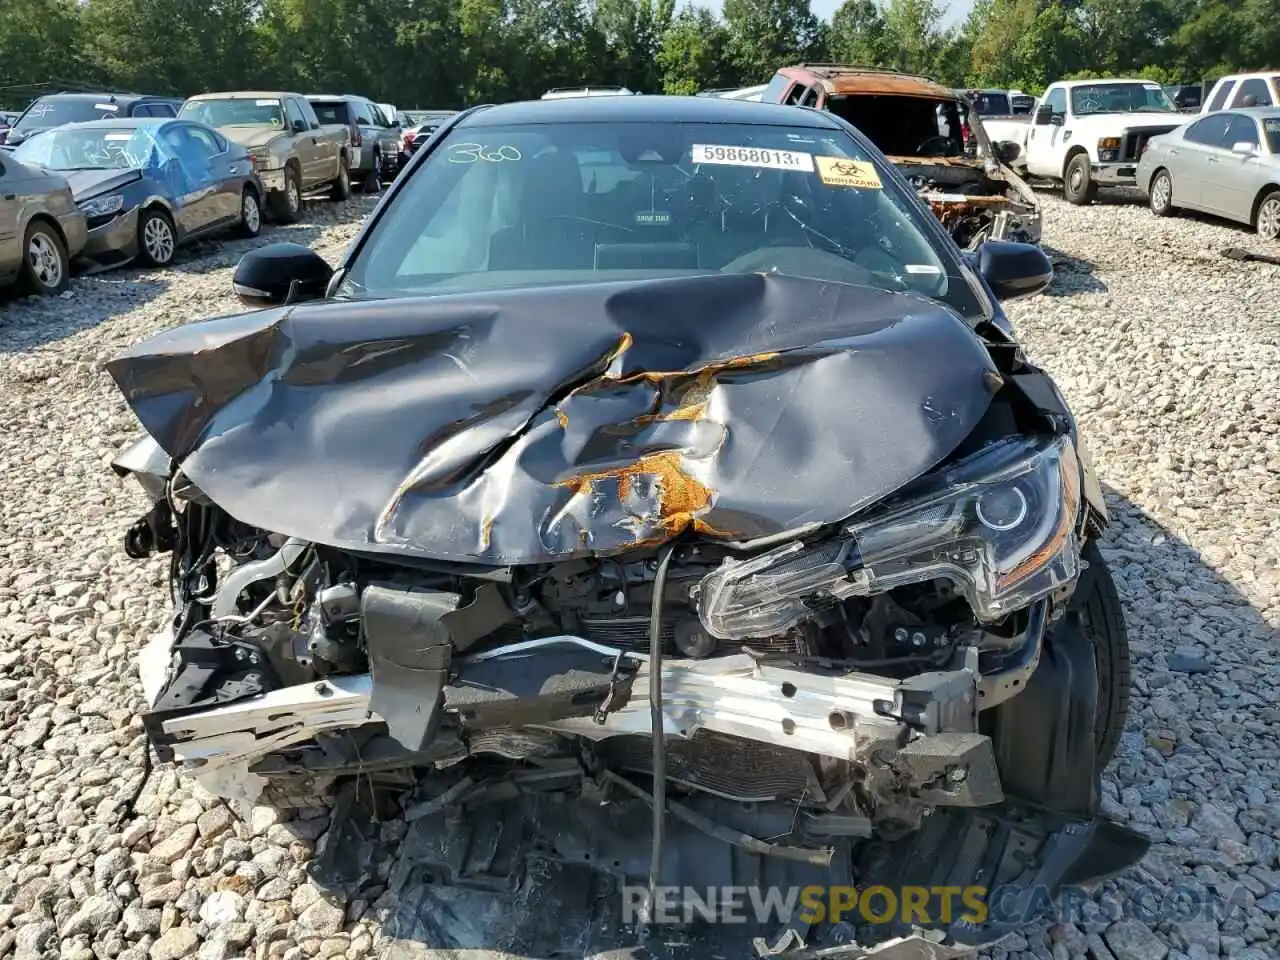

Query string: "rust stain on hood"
[[105, 272, 1001, 565]]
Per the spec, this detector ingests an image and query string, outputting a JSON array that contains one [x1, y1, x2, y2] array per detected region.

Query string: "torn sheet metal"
[[105, 272, 998, 564]]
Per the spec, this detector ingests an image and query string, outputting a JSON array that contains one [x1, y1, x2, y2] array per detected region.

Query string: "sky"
[[699, 0, 976, 28]]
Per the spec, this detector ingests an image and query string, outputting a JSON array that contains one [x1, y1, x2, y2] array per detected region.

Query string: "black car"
[[12, 118, 264, 271], [1, 93, 180, 148], [109, 96, 1145, 960]]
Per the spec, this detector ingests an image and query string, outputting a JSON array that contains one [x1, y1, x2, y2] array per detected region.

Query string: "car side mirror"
[[975, 240, 1053, 301], [232, 243, 334, 308], [291, 119, 308, 134], [1230, 141, 1257, 156], [995, 140, 1022, 164], [1034, 106, 1053, 125]]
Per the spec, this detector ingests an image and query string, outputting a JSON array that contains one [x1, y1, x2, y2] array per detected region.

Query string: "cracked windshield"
[[1070, 81, 1178, 114]]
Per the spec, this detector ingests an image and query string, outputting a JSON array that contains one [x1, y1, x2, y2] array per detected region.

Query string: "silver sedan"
[[1136, 106, 1280, 239]]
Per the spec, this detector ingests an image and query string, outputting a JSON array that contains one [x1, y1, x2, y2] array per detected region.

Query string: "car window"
[[182, 97, 286, 129], [354, 102, 374, 125], [1231, 78, 1273, 108], [310, 101, 347, 126], [297, 99, 322, 129], [185, 124, 225, 155], [15, 97, 123, 131], [1262, 117, 1280, 154], [1185, 114, 1232, 147], [1206, 80, 1235, 112], [1070, 82, 1177, 115], [1223, 114, 1260, 148], [341, 119, 985, 321], [971, 92, 1011, 115], [1041, 87, 1067, 121], [783, 83, 808, 106], [284, 98, 308, 131], [14, 125, 161, 170]]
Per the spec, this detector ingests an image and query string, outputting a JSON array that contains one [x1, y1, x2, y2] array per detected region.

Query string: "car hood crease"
[[105, 272, 1000, 564]]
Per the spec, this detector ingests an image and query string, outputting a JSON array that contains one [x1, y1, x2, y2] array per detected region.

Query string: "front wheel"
[[1148, 169, 1175, 217], [1063, 153, 1098, 206], [269, 168, 302, 224], [1074, 539, 1131, 768], [137, 208, 177, 268], [1256, 189, 1280, 240], [235, 188, 262, 238], [19, 222, 70, 295]]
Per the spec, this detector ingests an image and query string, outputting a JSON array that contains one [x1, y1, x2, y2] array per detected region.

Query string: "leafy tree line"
[[2, 0, 1277, 111]]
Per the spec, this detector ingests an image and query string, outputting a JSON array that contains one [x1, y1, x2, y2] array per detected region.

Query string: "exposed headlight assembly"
[[696, 435, 1082, 639], [79, 193, 124, 218]]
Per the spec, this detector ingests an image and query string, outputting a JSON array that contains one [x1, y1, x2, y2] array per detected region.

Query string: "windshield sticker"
[[103, 133, 132, 141], [905, 264, 943, 275], [691, 144, 815, 172], [448, 142, 522, 164], [255, 99, 279, 107], [635, 211, 672, 226], [94, 103, 119, 112], [815, 156, 883, 190]]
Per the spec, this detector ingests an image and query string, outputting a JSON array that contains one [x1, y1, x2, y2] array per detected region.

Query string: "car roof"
[[46, 117, 172, 129], [459, 95, 844, 128], [779, 64, 957, 100], [186, 91, 299, 101], [32, 92, 149, 103], [1216, 105, 1280, 118]]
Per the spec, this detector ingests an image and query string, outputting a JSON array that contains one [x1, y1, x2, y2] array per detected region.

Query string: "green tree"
[[721, 0, 823, 85], [826, 0, 888, 66], [656, 5, 734, 94], [0, 0, 88, 105]]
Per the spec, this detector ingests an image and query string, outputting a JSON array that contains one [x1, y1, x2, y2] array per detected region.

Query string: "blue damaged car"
[[11, 118, 264, 271]]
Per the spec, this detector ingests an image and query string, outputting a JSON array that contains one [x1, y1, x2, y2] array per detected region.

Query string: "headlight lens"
[[696, 435, 1082, 639], [79, 194, 124, 218]]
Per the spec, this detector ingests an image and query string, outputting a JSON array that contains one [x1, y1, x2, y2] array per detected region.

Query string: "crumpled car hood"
[[105, 272, 999, 565]]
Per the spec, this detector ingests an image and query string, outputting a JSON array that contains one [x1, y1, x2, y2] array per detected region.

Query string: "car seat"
[[487, 149, 594, 270]]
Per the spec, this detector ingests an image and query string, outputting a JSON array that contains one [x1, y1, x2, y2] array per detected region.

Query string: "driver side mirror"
[[974, 240, 1052, 301], [1230, 141, 1257, 156], [232, 243, 334, 308], [291, 119, 308, 134], [1034, 106, 1060, 126]]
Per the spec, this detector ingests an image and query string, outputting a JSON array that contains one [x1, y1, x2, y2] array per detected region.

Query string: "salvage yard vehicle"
[[306, 94, 399, 191], [1137, 107, 1280, 240], [763, 64, 1042, 248], [108, 95, 1146, 960], [180, 92, 351, 223], [1200, 73, 1280, 114], [12, 118, 264, 270], [396, 111, 458, 170], [1023, 78, 1183, 204], [1, 92, 178, 148], [0, 152, 87, 294]]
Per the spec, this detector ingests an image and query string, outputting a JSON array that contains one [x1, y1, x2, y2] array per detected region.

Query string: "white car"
[[1201, 74, 1280, 114], [1022, 78, 1184, 204], [540, 86, 635, 100]]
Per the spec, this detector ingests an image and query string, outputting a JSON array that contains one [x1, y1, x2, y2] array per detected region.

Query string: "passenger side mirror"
[[995, 140, 1022, 164], [1230, 141, 1257, 156], [232, 243, 334, 308], [975, 240, 1052, 301]]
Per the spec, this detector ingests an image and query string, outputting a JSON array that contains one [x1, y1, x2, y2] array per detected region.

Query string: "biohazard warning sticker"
[[815, 157, 883, 189]]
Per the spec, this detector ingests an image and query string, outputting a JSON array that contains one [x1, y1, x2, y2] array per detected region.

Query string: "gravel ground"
[[0, 189, 1277, 960]]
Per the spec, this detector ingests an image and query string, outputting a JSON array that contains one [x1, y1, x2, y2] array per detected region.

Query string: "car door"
[[1025, 86, 1066, 177], [1217, 113, 1265, 224], [1178, 114, 1232, 210], [184, 123, 243, 224], [158, 123, 220, 234], [0, 156, 23, 280], [298, 98, 336, 183], [284, 97, 319, 185]]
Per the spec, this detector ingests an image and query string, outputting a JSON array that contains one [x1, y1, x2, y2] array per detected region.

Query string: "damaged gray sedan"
[[108, 96, 1145, 959]]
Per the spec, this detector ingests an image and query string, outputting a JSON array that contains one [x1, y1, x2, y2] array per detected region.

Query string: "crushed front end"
[[108, 273, 1144, 958]]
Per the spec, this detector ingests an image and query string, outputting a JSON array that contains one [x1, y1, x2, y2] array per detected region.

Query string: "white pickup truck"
[[1020, 78, 1185, 204]]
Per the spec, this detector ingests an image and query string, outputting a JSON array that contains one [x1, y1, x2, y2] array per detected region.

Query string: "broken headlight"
[[696, 435, 1081, 639]]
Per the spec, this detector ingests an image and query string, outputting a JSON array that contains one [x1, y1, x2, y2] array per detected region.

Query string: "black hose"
[[644, 542, 678, 924]]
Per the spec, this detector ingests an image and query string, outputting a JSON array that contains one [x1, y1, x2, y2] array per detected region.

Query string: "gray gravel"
[[0, 190, 1277, 960]]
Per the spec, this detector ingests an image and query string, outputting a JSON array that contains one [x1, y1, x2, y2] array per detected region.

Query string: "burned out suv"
[[762, 64, 1042, 249]]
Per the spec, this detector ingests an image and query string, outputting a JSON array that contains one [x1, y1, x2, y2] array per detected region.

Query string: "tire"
[[360, 152, 381, 193], [269, 167, 302, 224], [329, 155, 352, 202], [1063, 152, 1097, 206], [19, 221, 70, 295], [235, 187, 262, 238], [1073, 539, 1131, 768], [1255, 188, 1280, 241], [1148, 169, 1175, 217], [137, 207, 177, 268]]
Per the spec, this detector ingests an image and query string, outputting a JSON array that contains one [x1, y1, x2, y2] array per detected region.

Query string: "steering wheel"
[[915, 136, 956, 156]]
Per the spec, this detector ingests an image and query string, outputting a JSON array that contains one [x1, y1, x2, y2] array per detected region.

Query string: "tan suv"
[[0, 154, 88, 295], [761, 64, 1042, 248]]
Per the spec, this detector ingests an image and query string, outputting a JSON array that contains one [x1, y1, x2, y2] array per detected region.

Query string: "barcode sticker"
[[691, 144, 814, 172]]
